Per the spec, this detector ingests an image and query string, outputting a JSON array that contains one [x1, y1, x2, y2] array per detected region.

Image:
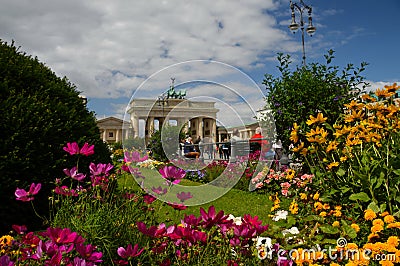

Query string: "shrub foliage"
[[0, 40, 111, 232], [264, 50, 369, 149]]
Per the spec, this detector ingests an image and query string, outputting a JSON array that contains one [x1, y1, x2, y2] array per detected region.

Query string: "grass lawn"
[[118, 168, 273, 225]]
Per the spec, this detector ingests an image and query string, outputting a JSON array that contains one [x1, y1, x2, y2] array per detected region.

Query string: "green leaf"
[[336, 168, 346, 177], [349, 192, 370, 202], [319, 224, 340, 234], [367, 202, 380, 213], [393, 169, 400, 176]]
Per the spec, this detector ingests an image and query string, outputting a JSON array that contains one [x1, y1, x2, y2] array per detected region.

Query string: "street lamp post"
[[289, 0, 316, 66]]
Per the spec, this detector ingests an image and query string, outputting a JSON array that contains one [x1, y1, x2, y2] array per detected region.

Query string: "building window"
[[206, 121, 209, 128], [109, 132, 114, 138]]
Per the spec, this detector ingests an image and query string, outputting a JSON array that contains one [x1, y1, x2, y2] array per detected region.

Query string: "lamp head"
[[306, 25, 316, 35], [289, 22, 300, 32]]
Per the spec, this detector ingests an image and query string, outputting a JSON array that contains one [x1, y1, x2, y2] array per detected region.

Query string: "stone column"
[[102, 130, 107, 142], [131, 116, 139, 138], [116, 129, 120, 142], [145, 116, 154, 138], [211, 118, 217, 143], [197, 117, 203, 138]]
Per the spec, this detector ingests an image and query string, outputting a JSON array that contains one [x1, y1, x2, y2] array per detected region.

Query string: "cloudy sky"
[[1, 0, 399, 127]]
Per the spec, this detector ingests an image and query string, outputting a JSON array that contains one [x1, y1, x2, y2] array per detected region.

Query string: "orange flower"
[[371, 224, 384, 233], [384, 215, 395, 224], [387, 236, 399, 248], [327, 162, 339, 169], [364, 209, 377, 220], [351, 223, 360, 233]]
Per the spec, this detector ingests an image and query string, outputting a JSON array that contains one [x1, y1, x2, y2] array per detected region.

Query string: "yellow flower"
[[330, 263, 340, 266], [300, 193, 308, 200], [319, 211, 327, 217], [0, 235, 13, 247], [332, 221, 340, 227], [333, 210, 342, 217], [285, 169, 296, 180], [289, 199, 299, 215], [387, 236, 399, 248], [323, 203, 330, 210], [306, 112, 328, 126], [384, 215, 395, 224], [351, 223, 360, 233], [364, 209, 377, 221], [344, 109, 364, 123], [300, 147, 308, 156], [292, 142, 304, 153], [361, 94, 377, 102], [313, 192, 320, 201], [326, 140, 339, 153], [371, 224, 384, 233], [340, 156, 348, 162], [375, 87, 396, 98], [314, 202, 323, 211], [290, 123, 300, 143], [327, 162, 339, 169]]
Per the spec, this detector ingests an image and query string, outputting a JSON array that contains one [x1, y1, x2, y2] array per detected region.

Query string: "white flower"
[[256, 237, 273, 260], [227, 214, 242, 225], [282, 226, 300, 236], [272, 210, 288, 221]]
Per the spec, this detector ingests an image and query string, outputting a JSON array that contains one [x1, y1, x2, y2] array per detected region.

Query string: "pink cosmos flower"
[[89, 163, 114, 176], [15, 183, 41, 202], [63, 167, 86, 181], [159, 166, 186, 185], [151, 186, 168, 195], [199, 205, 230, 229], [75, 243, 103, 263], [79, 142, 95, 156], [143, 194, 157, 204], [167, 202, 187, 210], [117, 244, 144, 259], [63, 142, 80, 155], [63, 142, 94, 156], [124, 151, 148, 163], [176, 192, 193, 202], [54, 186, 78, 197], [43, 227, 84, 245]]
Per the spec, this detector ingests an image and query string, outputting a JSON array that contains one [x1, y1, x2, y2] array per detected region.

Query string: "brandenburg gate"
[[126, 88, 218, 143]]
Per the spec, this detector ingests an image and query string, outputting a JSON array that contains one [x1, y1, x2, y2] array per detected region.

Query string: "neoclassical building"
[[126, 96, 219, 143], [97, 117, 131, 143]]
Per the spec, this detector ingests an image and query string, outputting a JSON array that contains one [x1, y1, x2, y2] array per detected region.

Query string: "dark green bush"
[[0, 40, 111, 233], [264, 50, 369, 149]]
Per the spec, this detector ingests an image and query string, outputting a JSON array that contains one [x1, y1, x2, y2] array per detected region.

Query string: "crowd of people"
[[179, 127, 283, 161]]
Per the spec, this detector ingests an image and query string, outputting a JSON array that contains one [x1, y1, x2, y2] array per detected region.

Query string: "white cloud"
[[0, 0, 290, 100]]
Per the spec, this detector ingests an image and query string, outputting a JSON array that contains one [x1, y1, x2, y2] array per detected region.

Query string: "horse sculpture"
[[166, 86, 186, 99]]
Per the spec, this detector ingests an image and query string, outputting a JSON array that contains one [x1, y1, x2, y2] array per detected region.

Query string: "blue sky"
[[1, 0, 398, 125]]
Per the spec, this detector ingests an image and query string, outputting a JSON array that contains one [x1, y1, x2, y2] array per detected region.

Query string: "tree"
[[0, 40, 111, 233], [263, 50, 369, 150], [147, 125, 186, 162]]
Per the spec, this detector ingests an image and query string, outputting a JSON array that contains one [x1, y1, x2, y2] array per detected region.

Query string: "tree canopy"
[[263, 50, 369, 150], [0, 40, 111, 232]]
